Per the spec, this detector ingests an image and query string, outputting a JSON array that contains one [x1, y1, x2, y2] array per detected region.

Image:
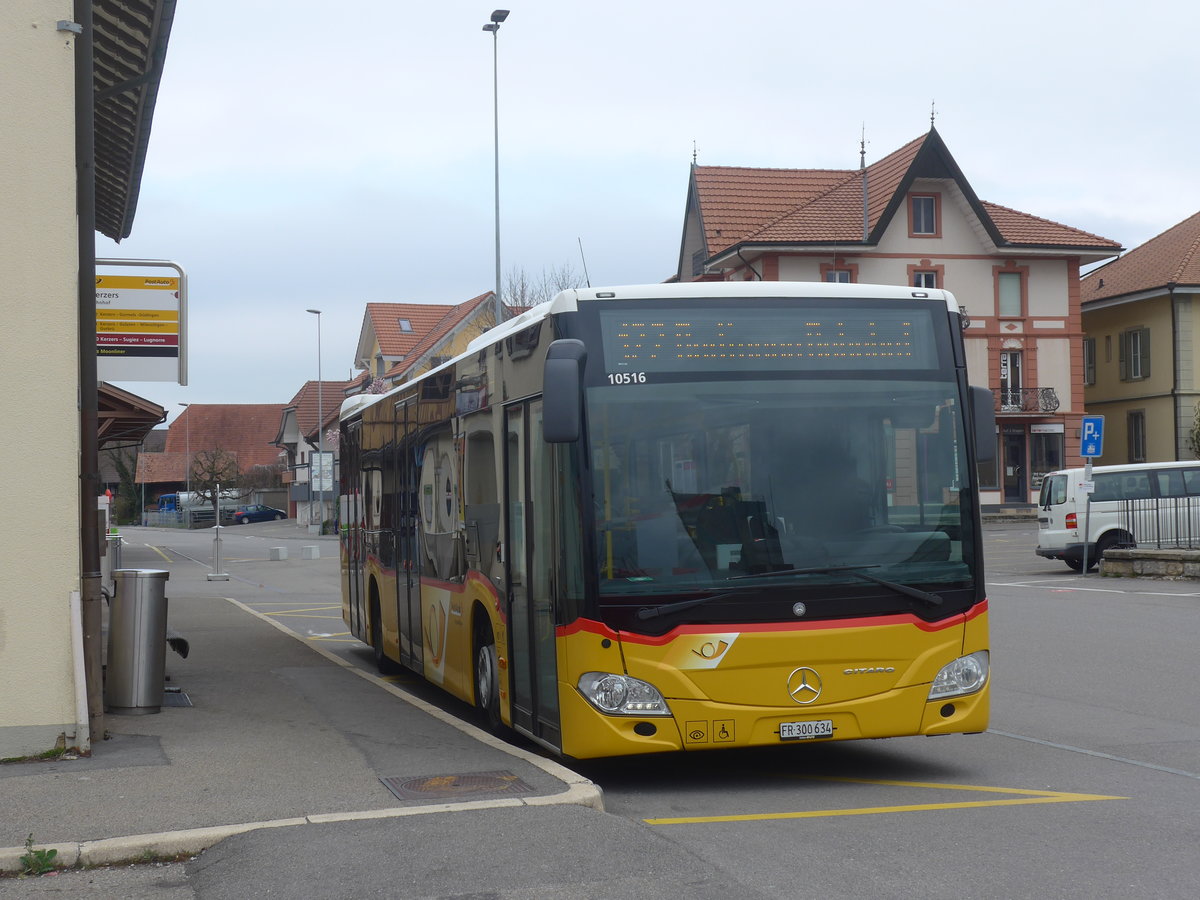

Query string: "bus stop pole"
[[208, 525, 230, 582]]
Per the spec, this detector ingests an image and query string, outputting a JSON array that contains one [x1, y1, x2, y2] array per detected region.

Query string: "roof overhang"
[[703, 241, 874, 271], [1081, 283, 1198, 312], [93, 0, 178, 241], [704, 240, 1120, 273], [98, 382, 166, 447]]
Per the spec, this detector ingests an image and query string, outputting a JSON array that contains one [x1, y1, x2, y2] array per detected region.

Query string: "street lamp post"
[[482, 9, 510, 329], [306, 309, 324, 532], [178, 402, 190, 496]]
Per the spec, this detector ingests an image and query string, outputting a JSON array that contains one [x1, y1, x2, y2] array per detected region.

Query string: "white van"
[[1036, 460, 1200, 570]]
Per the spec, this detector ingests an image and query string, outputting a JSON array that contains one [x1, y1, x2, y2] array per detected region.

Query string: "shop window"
[[1030, 431, 1064, 493]]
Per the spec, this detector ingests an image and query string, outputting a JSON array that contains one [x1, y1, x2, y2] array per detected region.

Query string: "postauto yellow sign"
[[95, 272, 185, 384]]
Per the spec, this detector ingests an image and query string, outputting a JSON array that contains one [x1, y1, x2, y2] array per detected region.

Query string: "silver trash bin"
[[106, 569, 170, 715]]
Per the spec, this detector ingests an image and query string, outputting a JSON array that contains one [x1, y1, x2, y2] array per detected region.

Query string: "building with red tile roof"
[[355, 293, 511, 383], [272, 292, 505, 526], [355, 302, 456, 377], [677, 128, 1123, 505], [136, 403, 288, 495], [274, 380, 354, 523], [1081, 211, 1200, 463]]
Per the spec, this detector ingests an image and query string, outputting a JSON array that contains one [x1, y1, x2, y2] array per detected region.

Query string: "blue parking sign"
[[1081, 416, 1104, 457]]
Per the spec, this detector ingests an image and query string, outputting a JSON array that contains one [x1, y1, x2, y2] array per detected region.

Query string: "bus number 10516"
[[607, 372, 647, 385]]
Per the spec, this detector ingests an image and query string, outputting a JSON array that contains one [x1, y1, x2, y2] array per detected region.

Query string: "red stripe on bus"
[[558, 599, 987, 644]]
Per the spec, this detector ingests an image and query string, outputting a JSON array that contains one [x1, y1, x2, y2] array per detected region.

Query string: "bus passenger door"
[[342, 421, 365, 640], [396, 399, 421, 668], [505, 401, 562, 749]]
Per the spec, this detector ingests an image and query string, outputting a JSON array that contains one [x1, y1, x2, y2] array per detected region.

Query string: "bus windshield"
[[586, 375, 974, 604]]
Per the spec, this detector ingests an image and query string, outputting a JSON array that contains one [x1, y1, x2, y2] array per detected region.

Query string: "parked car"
[[232, 504, 287, 524], [1037, 460, 1200, 570]]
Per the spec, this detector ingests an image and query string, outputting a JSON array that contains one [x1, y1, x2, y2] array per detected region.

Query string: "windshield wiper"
[[728, 565, 942, 607], [636, 589, 756, 620]]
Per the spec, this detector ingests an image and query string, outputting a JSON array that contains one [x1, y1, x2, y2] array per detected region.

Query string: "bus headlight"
[[928, 651, 989, 700], [577, 672, 672, 717]]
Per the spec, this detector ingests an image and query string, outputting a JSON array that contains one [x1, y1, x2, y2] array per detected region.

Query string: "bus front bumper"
[[558, 681, 990, 759]]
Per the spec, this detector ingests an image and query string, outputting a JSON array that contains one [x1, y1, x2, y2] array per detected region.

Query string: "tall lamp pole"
[[482, 9, 510, 328], [178, 402, 190, 496], [306, 309, 324, 531]]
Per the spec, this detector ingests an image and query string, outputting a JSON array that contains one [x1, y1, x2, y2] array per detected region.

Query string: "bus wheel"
[[474, 620, 501, 732]]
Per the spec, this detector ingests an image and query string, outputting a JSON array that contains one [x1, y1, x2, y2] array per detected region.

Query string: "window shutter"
[[1139, 327, 1150, 378], [1119, 331, 1127, 381]]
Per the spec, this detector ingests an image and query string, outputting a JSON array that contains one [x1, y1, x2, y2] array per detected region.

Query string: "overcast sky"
[[99, 0, 1197, 423]]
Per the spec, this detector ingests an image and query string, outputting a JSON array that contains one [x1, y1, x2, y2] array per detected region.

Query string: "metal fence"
[[1118, 497, 1200, 550], [143, 508, 236, 529]]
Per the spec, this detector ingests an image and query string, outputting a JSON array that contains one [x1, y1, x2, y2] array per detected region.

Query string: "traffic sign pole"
[[1079, 417, 1104, 575]]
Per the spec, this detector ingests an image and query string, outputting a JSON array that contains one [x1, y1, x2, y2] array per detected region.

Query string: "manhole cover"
[[380, 770, 534, 801]]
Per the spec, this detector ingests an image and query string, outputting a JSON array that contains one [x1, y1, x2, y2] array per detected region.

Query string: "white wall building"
[[677, 129, 1123, 506]]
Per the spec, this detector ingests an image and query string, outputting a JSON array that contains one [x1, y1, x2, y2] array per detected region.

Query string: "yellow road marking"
[[145, 544, 172, 562], [644, 777, 1126, 825]]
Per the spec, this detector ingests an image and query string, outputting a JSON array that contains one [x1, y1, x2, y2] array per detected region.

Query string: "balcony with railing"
[[993, 387, 1060, 415]]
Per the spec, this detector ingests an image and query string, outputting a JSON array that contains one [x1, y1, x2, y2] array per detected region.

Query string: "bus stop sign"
[[1081, 416, 1104, 458]]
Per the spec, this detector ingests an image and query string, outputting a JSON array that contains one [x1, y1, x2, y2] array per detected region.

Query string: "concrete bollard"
[[269, 547, 288, 561], [301, 545, 319, 560]]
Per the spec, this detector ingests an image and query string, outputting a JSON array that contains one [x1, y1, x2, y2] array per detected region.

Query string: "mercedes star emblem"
[[787, 666, 822, 705]]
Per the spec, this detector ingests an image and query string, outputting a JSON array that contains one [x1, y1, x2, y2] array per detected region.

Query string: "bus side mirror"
[[970, 385, 996, 464], [543, 339, 587, 443]]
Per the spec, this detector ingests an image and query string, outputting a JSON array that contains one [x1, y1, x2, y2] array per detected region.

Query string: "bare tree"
[[448, 262, 587, 351], [502, 263, 584, 310], [189, 448, 245, 521]]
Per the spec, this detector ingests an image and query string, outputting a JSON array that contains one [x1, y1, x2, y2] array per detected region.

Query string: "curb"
[[1, 596, 605, 875], [0, 783, 604, 874]]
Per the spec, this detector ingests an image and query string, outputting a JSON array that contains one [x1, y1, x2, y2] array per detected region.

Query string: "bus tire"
[[1065, 557, 1089, 572], [474, 618, 502, 733], [370, 590, 401, 675]]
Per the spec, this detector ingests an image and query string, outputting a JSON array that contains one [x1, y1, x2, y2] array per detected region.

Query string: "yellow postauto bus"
[[339, 282, 995, 759]]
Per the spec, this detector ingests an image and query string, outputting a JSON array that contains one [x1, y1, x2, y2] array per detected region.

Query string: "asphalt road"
[[573, 519, 1200, 898], [4, 519, 1197, 898]]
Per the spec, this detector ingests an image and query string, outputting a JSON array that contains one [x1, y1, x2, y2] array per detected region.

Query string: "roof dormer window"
[[909, 194, 940, 237], [398, 319, 413, 332]]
